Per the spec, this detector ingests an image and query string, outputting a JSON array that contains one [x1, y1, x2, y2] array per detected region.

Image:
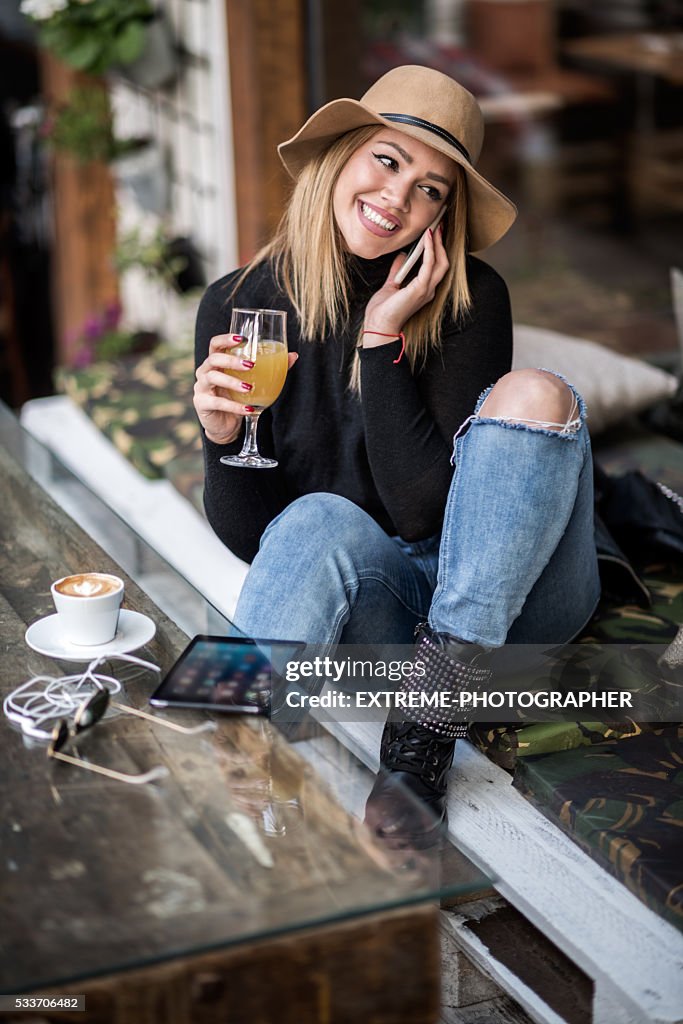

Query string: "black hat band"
[[379, 113, 471, 164]]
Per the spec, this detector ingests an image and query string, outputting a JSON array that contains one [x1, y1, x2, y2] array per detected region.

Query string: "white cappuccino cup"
[[51, 572, 124, 646]]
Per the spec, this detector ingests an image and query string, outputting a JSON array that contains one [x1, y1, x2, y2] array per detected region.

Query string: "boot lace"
[[384, 722, 453, 782]]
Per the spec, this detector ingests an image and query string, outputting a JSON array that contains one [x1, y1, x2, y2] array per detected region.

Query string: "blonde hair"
[[232, 126, 471, 386]]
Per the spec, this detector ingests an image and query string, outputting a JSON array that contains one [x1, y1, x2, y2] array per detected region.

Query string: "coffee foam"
[[55, 573, 122, 598]]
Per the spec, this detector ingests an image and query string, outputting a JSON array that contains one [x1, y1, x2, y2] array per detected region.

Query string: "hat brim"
[[278, 98, 517, 252]]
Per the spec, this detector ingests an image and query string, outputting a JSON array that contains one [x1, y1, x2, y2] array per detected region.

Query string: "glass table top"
[[0, 400, 493, 992]]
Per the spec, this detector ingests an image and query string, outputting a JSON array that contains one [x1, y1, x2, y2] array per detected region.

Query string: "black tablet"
[[149, 635, 300, 715]]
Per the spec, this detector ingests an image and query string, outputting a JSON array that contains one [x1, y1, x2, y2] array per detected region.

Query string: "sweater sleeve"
[[359, 260, 513, 540], [195, 277, 291, 563]]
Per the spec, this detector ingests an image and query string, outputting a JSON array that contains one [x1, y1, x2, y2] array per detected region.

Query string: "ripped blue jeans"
[[232, 373, 601, 647]]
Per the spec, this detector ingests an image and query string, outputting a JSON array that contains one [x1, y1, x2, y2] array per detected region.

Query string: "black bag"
[[594, 464, 683, 566]]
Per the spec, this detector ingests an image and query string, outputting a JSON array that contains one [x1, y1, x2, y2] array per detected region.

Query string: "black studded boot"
[[364, 623, 492, 848]]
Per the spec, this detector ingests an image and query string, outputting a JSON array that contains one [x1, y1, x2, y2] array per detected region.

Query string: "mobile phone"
[[393, 206, 447, 286], [149, 635, 302, 715]]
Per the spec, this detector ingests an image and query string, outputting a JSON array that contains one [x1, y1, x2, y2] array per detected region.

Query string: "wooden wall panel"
[[40, 54, 118, 367], [320, 0, 363, 102], [226, 0, 308, 263]]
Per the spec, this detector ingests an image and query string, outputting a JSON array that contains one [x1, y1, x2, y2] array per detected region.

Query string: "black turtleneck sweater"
[[195, 253, 512, 563]]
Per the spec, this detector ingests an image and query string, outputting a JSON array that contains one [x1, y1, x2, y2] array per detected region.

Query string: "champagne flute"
[[220, 308, 288, 469]]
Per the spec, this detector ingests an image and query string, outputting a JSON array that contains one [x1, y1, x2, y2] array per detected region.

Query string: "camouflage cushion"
[[57, 352, 204, 506], [470, 565, 683, 931], [515, 727, 683, 932]]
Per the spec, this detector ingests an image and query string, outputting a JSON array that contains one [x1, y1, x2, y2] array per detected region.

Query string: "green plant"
[[114, 226, 189, 292], [21, 0, 154, 75], [45, 84, 150, 164], [71, 302, 160, 367], [47, 85, 117, 163]]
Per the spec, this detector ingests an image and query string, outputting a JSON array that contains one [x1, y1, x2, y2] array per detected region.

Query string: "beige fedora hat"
[[278, 65, 517, 252]]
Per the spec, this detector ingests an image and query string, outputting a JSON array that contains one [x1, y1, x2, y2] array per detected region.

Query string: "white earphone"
[[3, 653, 161, 740]]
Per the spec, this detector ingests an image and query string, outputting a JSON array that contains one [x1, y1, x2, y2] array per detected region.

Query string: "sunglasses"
[[48, 681, 213, 785]]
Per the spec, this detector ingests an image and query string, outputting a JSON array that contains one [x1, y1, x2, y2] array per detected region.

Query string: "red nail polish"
[[244, 406, 255, 413], [241, 382, 253, 391], [242, 359, 255, 369], [233, 334, 245, 341]]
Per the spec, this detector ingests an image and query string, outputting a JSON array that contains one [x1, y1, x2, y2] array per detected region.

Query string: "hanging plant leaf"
[[114, 19, 146, 66], [26, 0, 154, 75], [47, 85, 118, 164], [51, 29, 103, 72]]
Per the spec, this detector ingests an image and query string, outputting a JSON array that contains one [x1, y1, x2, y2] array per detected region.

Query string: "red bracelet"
[[362, 330, 406, 364]]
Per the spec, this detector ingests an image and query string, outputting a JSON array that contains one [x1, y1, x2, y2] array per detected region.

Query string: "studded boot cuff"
[[398, 624, 493, 740]]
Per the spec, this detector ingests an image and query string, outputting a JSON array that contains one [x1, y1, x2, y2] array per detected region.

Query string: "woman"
[[194, 66, 601, 845]]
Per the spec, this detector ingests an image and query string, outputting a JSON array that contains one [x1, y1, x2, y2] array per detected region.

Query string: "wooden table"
[[565, 32, 683, 216], [0, 403, 488, 1024], [565, 33, 683, 89], [565, 31, 683, 138]]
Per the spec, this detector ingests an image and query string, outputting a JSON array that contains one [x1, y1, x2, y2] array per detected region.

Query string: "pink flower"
[[103, 301, 122, 329], [83, 314, 103, 341], [72, 343, 94, 369]]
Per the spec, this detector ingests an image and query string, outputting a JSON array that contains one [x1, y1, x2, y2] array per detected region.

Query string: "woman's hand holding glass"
[[362, 222, 449, 345], [195, 308, 293, 469], [194, 320, 298, 450]]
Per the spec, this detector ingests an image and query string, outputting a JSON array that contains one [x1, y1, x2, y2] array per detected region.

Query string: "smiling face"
[[331, 128, 457, 259]]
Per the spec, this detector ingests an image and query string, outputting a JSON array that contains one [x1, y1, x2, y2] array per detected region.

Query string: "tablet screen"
[[149, 636, 287, 714]]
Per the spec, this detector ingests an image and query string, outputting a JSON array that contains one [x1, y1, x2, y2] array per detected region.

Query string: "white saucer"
[[25, 609, 156, 661]]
